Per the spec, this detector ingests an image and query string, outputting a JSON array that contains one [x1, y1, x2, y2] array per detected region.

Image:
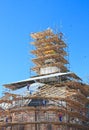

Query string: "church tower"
[[31, 29, 68, 75]]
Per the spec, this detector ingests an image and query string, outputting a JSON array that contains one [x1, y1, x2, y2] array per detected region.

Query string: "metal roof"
[[3, 72, 81, 90]]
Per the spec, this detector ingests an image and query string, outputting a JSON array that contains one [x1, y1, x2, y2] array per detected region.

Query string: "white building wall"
[[40, 66, 60, 75]]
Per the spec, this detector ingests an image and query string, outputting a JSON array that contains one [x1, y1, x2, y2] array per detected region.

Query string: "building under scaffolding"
[[0, 29, 89, 130]]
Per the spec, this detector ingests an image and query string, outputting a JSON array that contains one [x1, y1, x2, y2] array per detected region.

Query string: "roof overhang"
[[3, 72, 82, 90]]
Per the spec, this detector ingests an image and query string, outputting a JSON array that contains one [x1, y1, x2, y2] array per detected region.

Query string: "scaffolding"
[[0, 28, 89, 130]]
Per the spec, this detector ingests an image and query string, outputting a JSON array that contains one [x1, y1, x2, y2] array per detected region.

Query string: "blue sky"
[[0, 0, 89, 97]]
